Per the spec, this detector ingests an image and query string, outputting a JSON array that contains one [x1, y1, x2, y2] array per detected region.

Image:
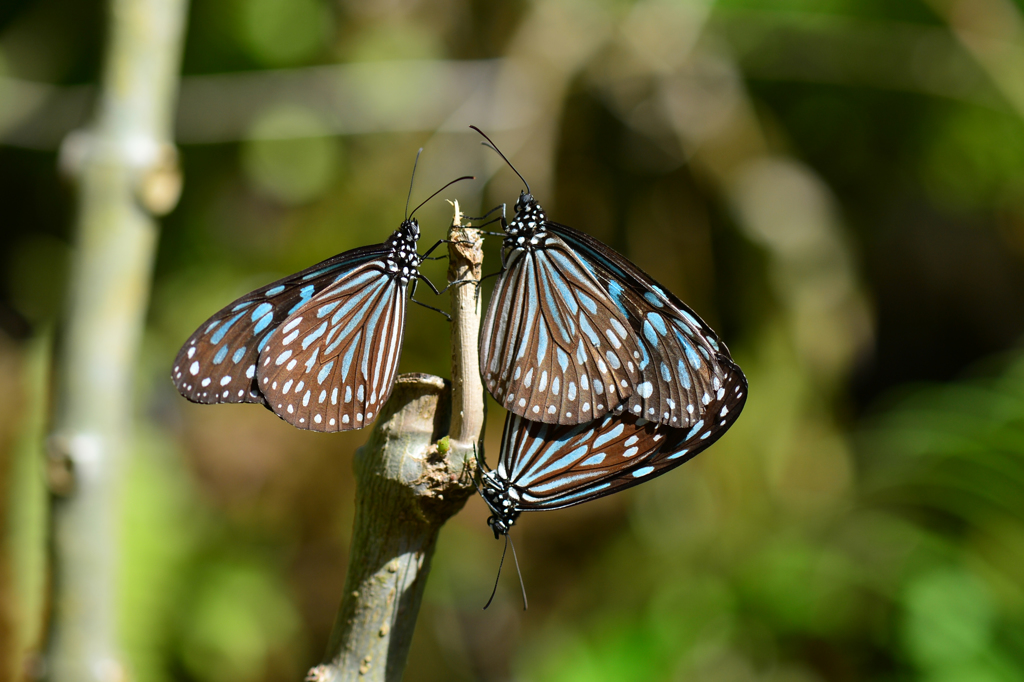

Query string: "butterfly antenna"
[[484, 534, 509, 610], [469, 125, 531, 195], [508, 532, 528, 611], [405, 148, 423, 219], [410, 175, 476, 218]]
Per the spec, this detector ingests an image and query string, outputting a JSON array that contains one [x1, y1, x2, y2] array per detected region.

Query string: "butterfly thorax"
[[480, 469, 521, 538], [503, 192, 548, 251], [385, 219, 421, 285]]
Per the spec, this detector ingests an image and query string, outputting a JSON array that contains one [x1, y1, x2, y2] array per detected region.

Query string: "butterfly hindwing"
[[493, 355, 747, 513], [171, 248, 384, 406], [257, 262, 406, 432], [481, 234, 642, 425], [497, 410, 665, 510]]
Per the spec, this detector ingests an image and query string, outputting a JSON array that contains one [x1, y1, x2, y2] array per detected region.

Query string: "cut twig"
[[310, 202, 485, 682]]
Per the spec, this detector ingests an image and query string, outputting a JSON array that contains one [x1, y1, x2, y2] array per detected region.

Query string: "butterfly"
[[478, 355, 746, 537], [473, 127, 741, 433], [171, 159, 471, 432]]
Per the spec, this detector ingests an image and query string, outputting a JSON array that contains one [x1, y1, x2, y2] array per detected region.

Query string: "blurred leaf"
[[902, 567, 995, 670], [237, 0, 331, 67], [921, 107, 1024, 211], [241, 105, 342, 205], [180, 558, 301, 682]]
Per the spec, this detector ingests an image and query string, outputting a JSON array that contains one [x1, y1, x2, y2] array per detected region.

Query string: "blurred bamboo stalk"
[[310, 208, 482, 682], [924, 0, 1024, 120], [45, 0, 188, 679]]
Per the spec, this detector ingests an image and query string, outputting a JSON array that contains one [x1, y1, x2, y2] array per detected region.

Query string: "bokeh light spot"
[[241, 105, 341, 205]]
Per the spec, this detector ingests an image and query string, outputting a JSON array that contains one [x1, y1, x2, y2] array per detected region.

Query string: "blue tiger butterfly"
[[171, 156, 471, 432], [479, 356, 746, 537], [473, 126, 744, 434]]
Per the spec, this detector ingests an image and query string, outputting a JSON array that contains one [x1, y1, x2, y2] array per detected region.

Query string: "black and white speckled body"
[[502, 192, 549, 253], [480, 468, 522, 538], [384, 219, 422, 286]]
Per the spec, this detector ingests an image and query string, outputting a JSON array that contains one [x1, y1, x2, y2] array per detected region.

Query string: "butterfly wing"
[[171, 246, 387, 406], [550, 222, 739, 429], [498, 355, 747, 511], [481, 234, 642, 425], [256, 261, 406, 431]]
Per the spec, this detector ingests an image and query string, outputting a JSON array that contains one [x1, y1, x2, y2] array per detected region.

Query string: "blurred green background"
[[3, 0, 1024, 680]]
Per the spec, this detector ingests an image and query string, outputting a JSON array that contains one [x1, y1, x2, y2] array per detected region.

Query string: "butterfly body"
[[172, 218, 426, 432]]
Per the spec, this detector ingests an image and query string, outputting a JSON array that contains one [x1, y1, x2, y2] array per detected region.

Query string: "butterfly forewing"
[[494, 355, 747, 512], [171, 248, 384, 406], [481, 235, 641, 425], [551, 222, 735, 429], [257, 261, 406, 431]]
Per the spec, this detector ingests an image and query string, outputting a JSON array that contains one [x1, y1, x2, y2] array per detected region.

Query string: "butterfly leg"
[[463, 203, 505, 222], [463, 204, 507, 233], [409, 276, 452, 320], [419, 239, 449, 260]]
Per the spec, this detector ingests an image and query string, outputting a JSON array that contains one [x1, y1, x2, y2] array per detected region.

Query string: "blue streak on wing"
[[332, 277, 382, 326], [257, 329, 275, 352], [254, 312, 274, 334], [578, 315, 601, 347], [519, 444, 590, 486], [318, 301, 340, 318], [576, 291, 598, 315], [360, 286, 394, 379], [536, 482, 612, 506], [592, 421, 625, 448], [606, 280, 629, 317], [300, 262, 347, 282], [679, 310, 702, 330], [538, 259, 572, 343], [325, 279, 386, 356], [678, 358, 691, 389], [535, 323, 548, 365], [332, 268, 378, 292], [545, 250, 591, 290], [339, 330, 362, 381], [317, 361, 335, 385], [647, 313, 667, 335], [643, 320, 659, 347], [288, 285, 317, 314], [643, 292, 663, 308], [556, 348, 569, 372], [210, 311, 246, 345], [510, 429, 548, 481], [250, 302, 272, 321], [541, 257, 579, 316], [529, 470, 604, 493], [302, 321, 329, 350]]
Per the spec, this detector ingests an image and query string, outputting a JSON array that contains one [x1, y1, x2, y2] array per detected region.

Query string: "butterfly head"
[[386, 218, 421, 284], [505, 191, 547, 250], [396, 217, 421, 243], [479, 469, 521, 538]]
